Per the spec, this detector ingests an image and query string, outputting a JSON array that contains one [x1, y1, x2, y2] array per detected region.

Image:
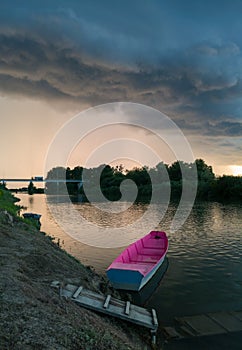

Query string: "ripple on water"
[[17, 194, 242, 323]]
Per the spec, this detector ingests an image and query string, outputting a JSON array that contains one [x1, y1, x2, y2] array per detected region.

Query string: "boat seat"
[[110, 262, 154, 274], [143, 241, 166, 249], [139, 248, 164, 256], [131, 254, 161, 263]]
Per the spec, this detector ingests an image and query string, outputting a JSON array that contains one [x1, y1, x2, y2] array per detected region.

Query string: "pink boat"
[[106, 231, 168, 291]]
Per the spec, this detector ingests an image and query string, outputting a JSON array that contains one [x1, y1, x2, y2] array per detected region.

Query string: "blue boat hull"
[[106, 256, 165, 291]]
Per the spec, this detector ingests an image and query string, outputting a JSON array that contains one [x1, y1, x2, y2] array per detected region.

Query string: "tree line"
[[45, 159, 242, 202]]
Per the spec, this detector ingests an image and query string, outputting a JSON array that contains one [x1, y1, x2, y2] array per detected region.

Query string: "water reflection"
[[48, 195, 148, 227], [125, 257, 169, 306]]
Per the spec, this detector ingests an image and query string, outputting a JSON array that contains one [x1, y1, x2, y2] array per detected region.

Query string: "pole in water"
[[151, 329, 157, 346]]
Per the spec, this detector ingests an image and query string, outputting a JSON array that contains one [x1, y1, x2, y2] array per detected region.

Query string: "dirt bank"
[[0, 190, 151, 350]]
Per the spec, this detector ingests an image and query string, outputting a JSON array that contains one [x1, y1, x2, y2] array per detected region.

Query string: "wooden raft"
[[51, 282, 158, 343], [175, 311, 242, 337], [163, 310, 242, 339]]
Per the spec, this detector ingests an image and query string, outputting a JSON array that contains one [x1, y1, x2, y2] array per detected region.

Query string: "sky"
[[1, 0, 242, 181]]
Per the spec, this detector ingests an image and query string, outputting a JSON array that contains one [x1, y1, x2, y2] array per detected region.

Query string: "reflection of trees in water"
[[28, 194, 34, 209], [76, 202, 147, 228]]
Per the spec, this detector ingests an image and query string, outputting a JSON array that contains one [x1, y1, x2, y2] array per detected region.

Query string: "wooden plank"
[[179, 325, 198, 337], [59, 283, 157, 330], [75, 294, 154, 328], [103, 294, 111, 309], [128, 308, 153, 327], [72, 286, 83, 299], [208, 312, 242, 332], [64, 284, 80, 294], [151, 330, 156, 345], [152, 309, 158, 327], [178, 315, 226, 336], [231, 311, 242, 321], [50, 280, 60, 289], [125, 301, 130, 315], [163, 326, 183, 339], [168, 310, 242, 339]]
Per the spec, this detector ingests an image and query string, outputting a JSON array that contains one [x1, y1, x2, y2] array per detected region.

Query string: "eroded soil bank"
[[0, 189, 152, 349]]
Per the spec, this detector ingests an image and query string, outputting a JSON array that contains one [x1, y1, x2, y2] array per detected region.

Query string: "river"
[[17, 193, 242, 324]]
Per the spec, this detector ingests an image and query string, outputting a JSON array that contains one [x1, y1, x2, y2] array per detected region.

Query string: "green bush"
[[0, 189, 21, 216]]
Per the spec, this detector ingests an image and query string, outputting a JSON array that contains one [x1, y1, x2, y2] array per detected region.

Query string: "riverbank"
[[0, 189, 151, 349]]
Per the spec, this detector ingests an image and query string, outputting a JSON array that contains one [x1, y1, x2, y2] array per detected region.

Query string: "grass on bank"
[[0, 187, 21, 216]]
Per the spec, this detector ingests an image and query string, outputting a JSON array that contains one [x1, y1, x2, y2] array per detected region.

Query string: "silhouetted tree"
[[195, 159, 215, 200], [196, 159, 215, 182], [28, 181, 35, 195], [46, 159, 242, 203]]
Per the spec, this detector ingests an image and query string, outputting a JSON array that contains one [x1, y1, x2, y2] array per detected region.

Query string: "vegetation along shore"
[[0, 186, 152, 350], [45, 159, 242, 202]]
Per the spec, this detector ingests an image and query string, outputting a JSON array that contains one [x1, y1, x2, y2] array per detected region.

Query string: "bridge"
[[0, 177, 83, 189], [0, 179, 82, 183]]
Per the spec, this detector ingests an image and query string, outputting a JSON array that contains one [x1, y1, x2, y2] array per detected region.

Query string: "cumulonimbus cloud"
[[0, 1, 242, 138]]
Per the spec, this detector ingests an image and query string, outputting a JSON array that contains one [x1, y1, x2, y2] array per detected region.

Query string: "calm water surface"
[[17, 193, 242, 323]]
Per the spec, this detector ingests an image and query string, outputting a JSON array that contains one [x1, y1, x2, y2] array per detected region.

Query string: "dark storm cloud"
[[0, 1, 242, 136], [0, 73, 70, 101], [205, 121, 242, 137]]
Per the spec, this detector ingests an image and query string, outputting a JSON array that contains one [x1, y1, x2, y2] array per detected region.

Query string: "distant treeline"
[[45, 159, 242, 202]]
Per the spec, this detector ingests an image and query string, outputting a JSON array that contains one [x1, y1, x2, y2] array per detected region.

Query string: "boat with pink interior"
[[106, 231, 168, 291]]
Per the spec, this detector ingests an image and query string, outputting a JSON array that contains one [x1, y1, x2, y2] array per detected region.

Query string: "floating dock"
[[163, 310, 242, 340], [51, 282, 158, 344]]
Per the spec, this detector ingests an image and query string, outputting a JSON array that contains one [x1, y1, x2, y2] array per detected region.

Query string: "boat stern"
[[106, 268, 143, 291]]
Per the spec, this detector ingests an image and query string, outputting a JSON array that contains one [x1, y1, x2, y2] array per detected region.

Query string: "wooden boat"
[[106, 231, 168, 291], [23, 213, 41, 220], [23, 213, 41, 229]]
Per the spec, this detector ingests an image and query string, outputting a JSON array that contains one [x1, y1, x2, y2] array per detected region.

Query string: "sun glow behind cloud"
[[67, 123, 179, 171]]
